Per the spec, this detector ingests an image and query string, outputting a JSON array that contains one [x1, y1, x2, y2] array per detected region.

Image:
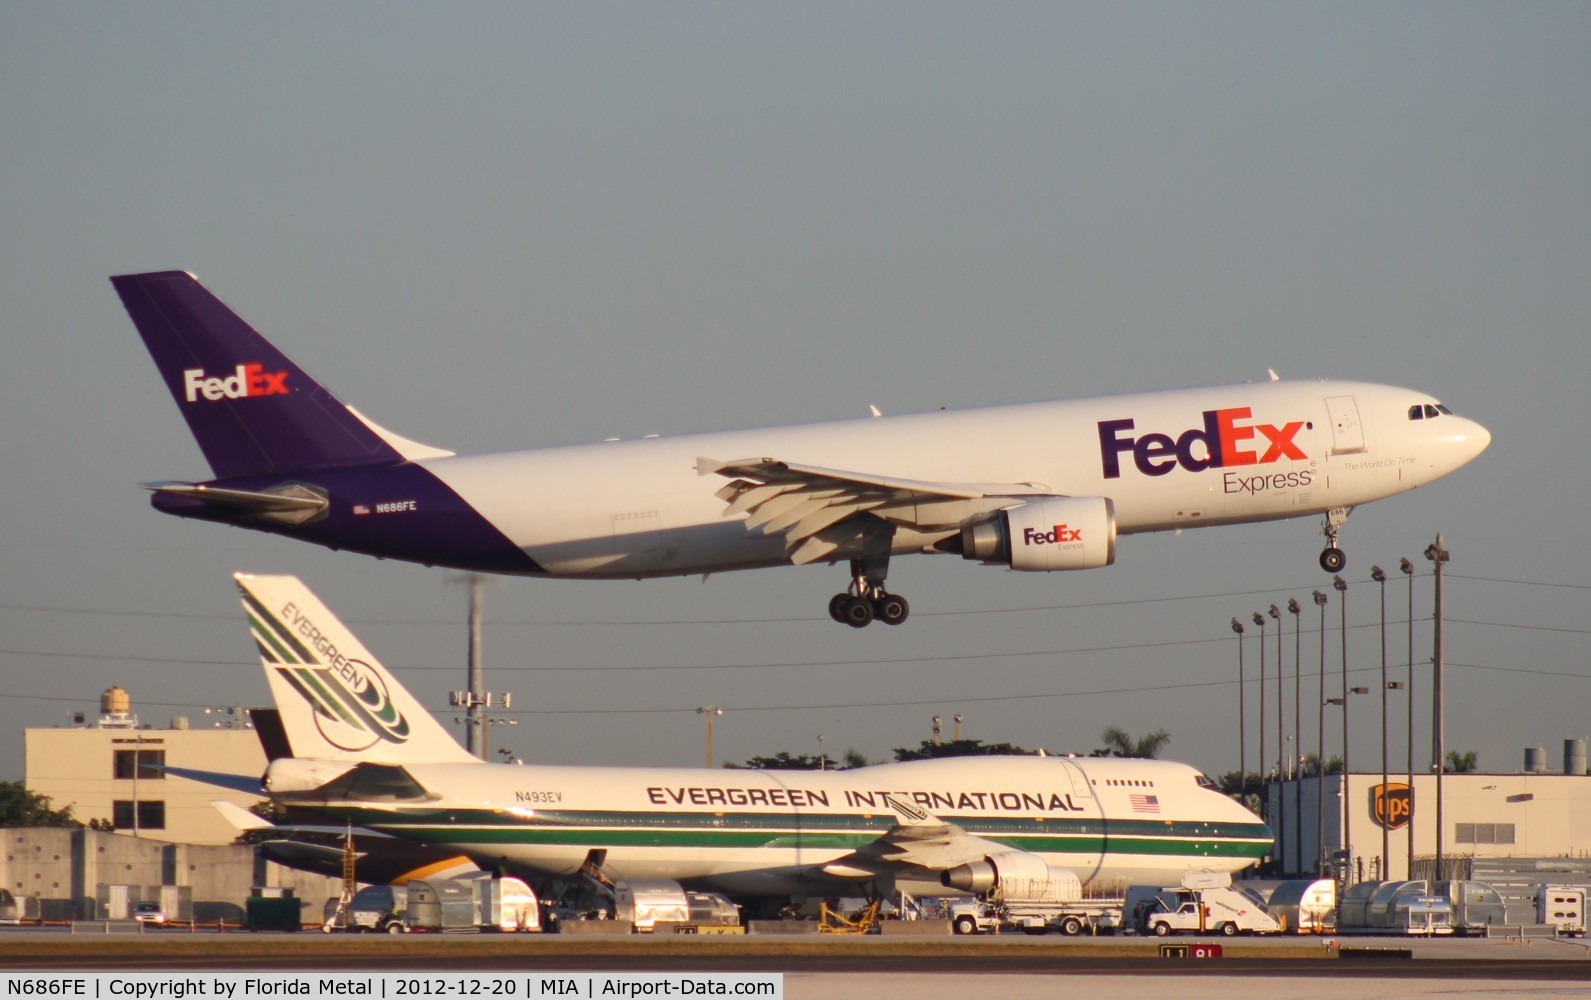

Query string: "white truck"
[[946, 866, 1123, 936], [1537, 885, 1587, 937], [1127, 875, 1280, 937]]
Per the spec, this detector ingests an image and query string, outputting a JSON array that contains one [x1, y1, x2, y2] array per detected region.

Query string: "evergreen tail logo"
[[242, 588, 411, 753]]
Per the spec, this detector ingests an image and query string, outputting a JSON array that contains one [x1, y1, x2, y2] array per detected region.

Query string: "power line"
[[0, 578, 1411, 627], [7, 656, 1587, 718], [1447, 619, 1591, 637], [1450, 574, 1591, 591], [4, 614, 1581, 675], [0, 570, 1580, 630]]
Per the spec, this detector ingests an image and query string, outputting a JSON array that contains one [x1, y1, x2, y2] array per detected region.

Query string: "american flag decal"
[[1129, 793, 1160, 814]]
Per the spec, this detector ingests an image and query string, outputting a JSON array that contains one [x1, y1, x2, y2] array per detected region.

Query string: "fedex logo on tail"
[[183, 364, 288, 402], [1098, 407, 1307, 479]]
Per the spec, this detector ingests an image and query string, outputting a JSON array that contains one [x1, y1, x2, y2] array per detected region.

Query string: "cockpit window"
[[1409, 403, 1447, 420], [1437, 404, 1452, 415], [1194, 772, 1216, 788], [1408, 404, 1425, 420]]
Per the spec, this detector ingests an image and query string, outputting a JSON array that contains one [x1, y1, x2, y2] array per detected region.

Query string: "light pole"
[[818, 734, 825, 770], [1253, 611, 1267, 795], [1333, 575, 1351, 879], [1328, 685, 1370, 883], [1287, 597, 1302, 872], [1426, 536, 1450, 881], [1231, 618, 1246, 788], [1372, 565, 1389, 877], [1269, 604, 1284, 873], [697, 706, 723, 768], [1401, 556, 1416, 878], [1313, 589, 1328, 875], [448, 574, 510, 761]]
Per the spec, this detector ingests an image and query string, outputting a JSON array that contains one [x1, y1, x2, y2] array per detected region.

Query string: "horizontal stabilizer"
[[211, 799, 273, 831], [158, 766, 265, 795], [144, 482, 328, 524]]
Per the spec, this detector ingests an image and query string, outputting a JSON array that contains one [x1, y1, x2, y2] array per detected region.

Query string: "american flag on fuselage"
[[1129, 793, 1160, 814]]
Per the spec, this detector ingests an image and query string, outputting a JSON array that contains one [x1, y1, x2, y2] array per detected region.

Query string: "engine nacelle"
[[941, 851, 1082, 901], [956, 496, 1116, 571]]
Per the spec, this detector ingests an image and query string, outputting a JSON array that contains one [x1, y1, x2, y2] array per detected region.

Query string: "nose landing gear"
[[827, 558, 909, 628], [1319, 506, 1351, 573]]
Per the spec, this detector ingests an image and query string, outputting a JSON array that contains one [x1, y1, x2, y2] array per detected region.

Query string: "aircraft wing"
[[819, 795, 1010, 879], [698, 457, 1053, 564]]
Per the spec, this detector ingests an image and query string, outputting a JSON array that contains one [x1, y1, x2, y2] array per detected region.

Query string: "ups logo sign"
[[1373, 782, 1413, 830]]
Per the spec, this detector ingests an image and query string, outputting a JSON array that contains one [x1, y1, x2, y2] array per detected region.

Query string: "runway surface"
[[4, 930, 1589, 997]]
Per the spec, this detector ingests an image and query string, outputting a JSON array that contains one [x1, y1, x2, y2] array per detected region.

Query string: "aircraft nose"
[[1460, 418, 1492, 461]]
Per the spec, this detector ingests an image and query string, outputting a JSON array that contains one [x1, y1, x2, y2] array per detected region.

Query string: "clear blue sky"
[[2, 3, 1587, 786]]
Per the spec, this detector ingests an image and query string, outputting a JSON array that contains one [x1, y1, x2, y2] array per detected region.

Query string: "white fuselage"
[[418, 379, 1487, 577], [270, 755, 1271, 895]]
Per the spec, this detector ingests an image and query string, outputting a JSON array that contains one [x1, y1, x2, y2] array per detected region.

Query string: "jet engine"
[[941, 850, 1082, 899], [952, 496, 1116, 571]]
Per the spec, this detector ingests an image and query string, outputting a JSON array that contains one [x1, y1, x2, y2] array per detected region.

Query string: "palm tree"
[[1297, 753, 1344, 777], [1100, 726, 1171, 759], [1446, 750, 1479, 773]]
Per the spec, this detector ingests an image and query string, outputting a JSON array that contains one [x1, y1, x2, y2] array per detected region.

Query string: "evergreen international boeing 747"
[[241, 572, 1272, 897], [115, 271, 1490, 626]]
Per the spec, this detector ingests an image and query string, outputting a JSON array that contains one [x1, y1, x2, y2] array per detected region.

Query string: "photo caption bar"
[[1, 975, 782, 1000]]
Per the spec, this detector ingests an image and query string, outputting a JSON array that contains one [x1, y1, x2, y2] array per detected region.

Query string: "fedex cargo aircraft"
[[114, 271, 1490, 627]]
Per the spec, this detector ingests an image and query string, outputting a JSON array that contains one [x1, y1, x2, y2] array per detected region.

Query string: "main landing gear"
[[828, 557, 909, 628], [1319, 506, 1350, 573]]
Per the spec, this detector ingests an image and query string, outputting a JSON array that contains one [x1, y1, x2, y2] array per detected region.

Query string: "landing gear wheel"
[[1319, 507, 1350, 574], [828, 594, 850, 623], [839, 596, 874, 628], [874, 594, 910, 626]]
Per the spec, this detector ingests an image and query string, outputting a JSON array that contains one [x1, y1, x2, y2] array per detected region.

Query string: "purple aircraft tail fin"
[[112, 271, 405, 478]]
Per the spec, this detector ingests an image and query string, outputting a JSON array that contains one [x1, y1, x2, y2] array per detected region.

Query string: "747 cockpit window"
[[1408, 403, 1450, 420]]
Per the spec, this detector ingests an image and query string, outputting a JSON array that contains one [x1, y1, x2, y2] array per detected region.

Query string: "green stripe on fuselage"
[[313, 805, 1270, 860]]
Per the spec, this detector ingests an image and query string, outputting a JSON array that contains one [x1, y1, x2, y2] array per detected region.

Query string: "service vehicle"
[[1128, 875, 1280, 937], [946, 866, 1123, 935], [345, 884, 409, 933], [1538, 885, 1587, 937]]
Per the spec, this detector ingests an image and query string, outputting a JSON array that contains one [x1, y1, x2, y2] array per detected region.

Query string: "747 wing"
[[818, 795, 1010, 880]]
